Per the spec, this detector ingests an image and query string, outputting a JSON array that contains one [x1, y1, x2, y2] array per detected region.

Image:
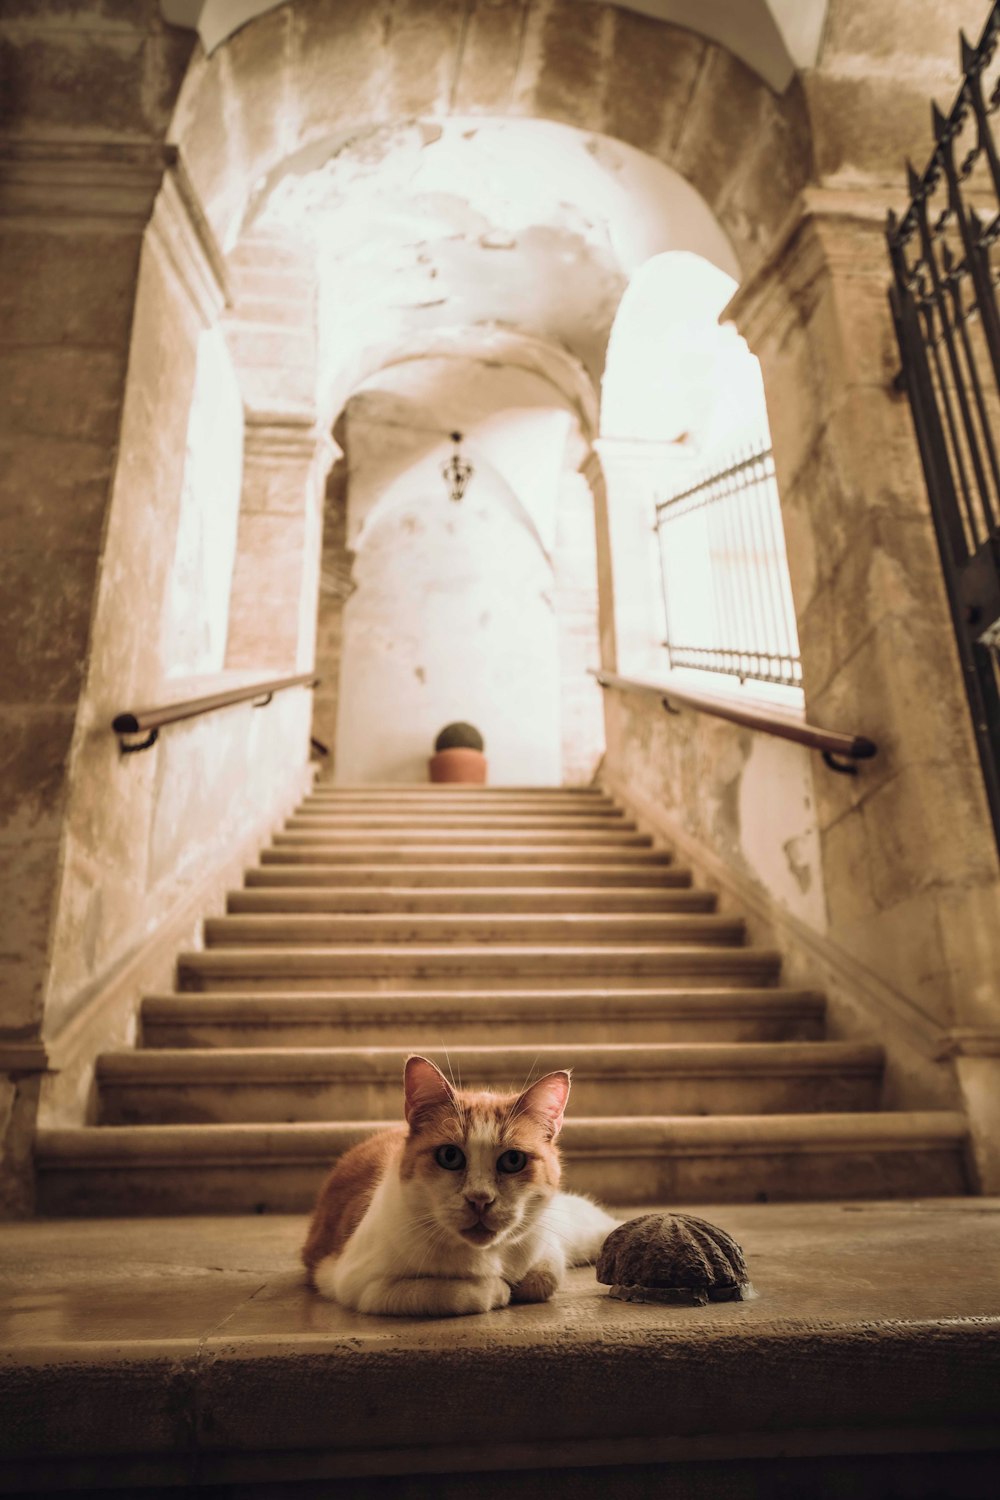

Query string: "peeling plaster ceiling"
[[160, 0, 828, 91], [246, 117, 738, 424]]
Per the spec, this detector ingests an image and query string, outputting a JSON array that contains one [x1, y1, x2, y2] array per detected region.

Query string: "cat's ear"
[[404, 1055, 456, 1127], [515, 1070, 571, 1140]]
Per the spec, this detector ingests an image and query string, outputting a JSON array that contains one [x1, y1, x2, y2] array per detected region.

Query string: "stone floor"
[[2, 1200, 1000, 1496]]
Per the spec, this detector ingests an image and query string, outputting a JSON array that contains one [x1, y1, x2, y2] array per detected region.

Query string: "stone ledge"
[[1, 1201, 998, 1493]]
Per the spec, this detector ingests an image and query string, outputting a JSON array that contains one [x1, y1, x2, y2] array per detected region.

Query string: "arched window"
[[601, 252, 802, 702]]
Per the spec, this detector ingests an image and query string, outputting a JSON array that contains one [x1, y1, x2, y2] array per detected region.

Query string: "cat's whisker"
[[439, 1047, 457, 1090]]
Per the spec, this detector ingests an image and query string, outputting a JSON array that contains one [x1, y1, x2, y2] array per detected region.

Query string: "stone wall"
[[0, 0, 195, 1211], [601, 690, 966, 1121], [0, 4, 332, 1211], [600, 219, 1000, 1190], [735, 197, 1000, 1189], [25, 167, 322, 1192], [554, 456, 605, 786], [39, 187, 319, 1030]]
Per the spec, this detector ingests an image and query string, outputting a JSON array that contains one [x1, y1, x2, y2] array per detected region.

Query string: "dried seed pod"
[[596, 1212, 753, 1305]]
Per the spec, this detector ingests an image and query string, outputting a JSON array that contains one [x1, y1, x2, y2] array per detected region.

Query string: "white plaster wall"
[[161, 327, 243, 677], [336, 447, 561, 786], [332, 356, 609, 785]]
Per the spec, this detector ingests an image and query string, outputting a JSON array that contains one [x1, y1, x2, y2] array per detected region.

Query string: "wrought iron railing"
[[654, 442, 802, 690], [887, 1, 1000, 850]]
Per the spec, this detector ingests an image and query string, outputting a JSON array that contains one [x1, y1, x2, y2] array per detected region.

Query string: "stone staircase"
[[34, 786, 970, 1214]]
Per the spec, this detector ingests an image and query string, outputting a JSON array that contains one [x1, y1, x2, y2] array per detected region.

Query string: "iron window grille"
[[655, 442, 802, 690]]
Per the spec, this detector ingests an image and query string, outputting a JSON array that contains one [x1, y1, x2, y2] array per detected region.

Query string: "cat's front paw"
[[449, 1275, 512, 1316], [510, 1259, 562, 1304]]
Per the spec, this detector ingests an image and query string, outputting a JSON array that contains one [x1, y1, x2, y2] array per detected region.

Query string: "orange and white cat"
[[302, 1054, 618, 1317]]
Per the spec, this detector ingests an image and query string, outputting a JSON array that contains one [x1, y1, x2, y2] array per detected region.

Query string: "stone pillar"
[[0, 141, 171, 1210], [312, 452, 353, 772], [225, 418, 339, 673], [223, 231, 334, 677], [727, 189, 1000, 1189], [553, 449, 604, 785], [582, 450, 618, 674]]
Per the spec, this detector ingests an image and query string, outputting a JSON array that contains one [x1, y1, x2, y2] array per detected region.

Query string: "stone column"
[[553, 448, 604, 785], [225, 418, 339, 673], [312, 453, 353, 770], [582, 450, 619, 674], [727, 188, 1000, 1189], [0, 141, 172, 1210], [223, 231, 334, 677]]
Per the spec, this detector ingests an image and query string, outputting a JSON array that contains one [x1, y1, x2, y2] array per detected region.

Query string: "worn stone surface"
[[0, 7, 191, 142], [451, 0, 530, 116], [0, 13, 176, 1180], [0, 1201, 998, 1489], [34, 186, 322, 1059], [813, 0, 987, 186], [603, 693, 826, 937]]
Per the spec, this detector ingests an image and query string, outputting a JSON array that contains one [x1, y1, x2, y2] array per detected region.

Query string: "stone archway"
[[168, 0, 811, 277], [162, 0, 830, 90]]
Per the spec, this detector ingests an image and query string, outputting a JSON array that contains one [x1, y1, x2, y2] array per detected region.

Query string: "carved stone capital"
[[0, 139, 167, 227], [723, 186, 894, 349]]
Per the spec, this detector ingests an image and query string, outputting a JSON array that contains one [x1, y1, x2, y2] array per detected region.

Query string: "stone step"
[[202, 912, 743, 948], [298, 804, 623, 820], [5, 1206, 997, 1496], [298, 798, 623, 817], [226, 886, 714, 915], [249, 861, 689, 886], [259, 845, 674, 866], [306, 785, 606, 797], [141, 986, 827, 1048], [272, 828, 654, 846], [176, 944, 781, 991], [96, 1041, 885, 1125], [287, 812, 633, 831], [303, 797, 615, 812], [34, 1112, 971, 1214]]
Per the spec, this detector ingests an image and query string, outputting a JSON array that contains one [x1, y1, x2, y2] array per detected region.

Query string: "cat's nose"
[[464, 1192, 495, 1214]]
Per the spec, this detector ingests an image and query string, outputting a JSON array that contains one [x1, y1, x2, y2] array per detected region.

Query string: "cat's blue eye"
[[434, 1144, 466, 1171], [497, 1149, 527, 1174]]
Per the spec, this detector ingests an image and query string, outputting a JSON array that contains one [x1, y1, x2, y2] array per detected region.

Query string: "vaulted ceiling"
[[247, 116, 739, 423]]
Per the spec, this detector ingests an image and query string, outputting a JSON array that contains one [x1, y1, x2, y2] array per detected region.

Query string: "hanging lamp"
[[441, 431, 473, 503]]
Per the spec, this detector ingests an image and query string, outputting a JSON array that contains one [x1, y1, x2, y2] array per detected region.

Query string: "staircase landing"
[[2, 1201, 998, 1497]]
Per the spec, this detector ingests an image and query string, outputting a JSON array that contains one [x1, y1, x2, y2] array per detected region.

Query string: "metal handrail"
[[112, 672, 318, 754], [592, 670, 877, 775]]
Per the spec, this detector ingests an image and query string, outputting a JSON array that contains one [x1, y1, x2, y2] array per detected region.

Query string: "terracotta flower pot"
[[428, 747, 488, 784]]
